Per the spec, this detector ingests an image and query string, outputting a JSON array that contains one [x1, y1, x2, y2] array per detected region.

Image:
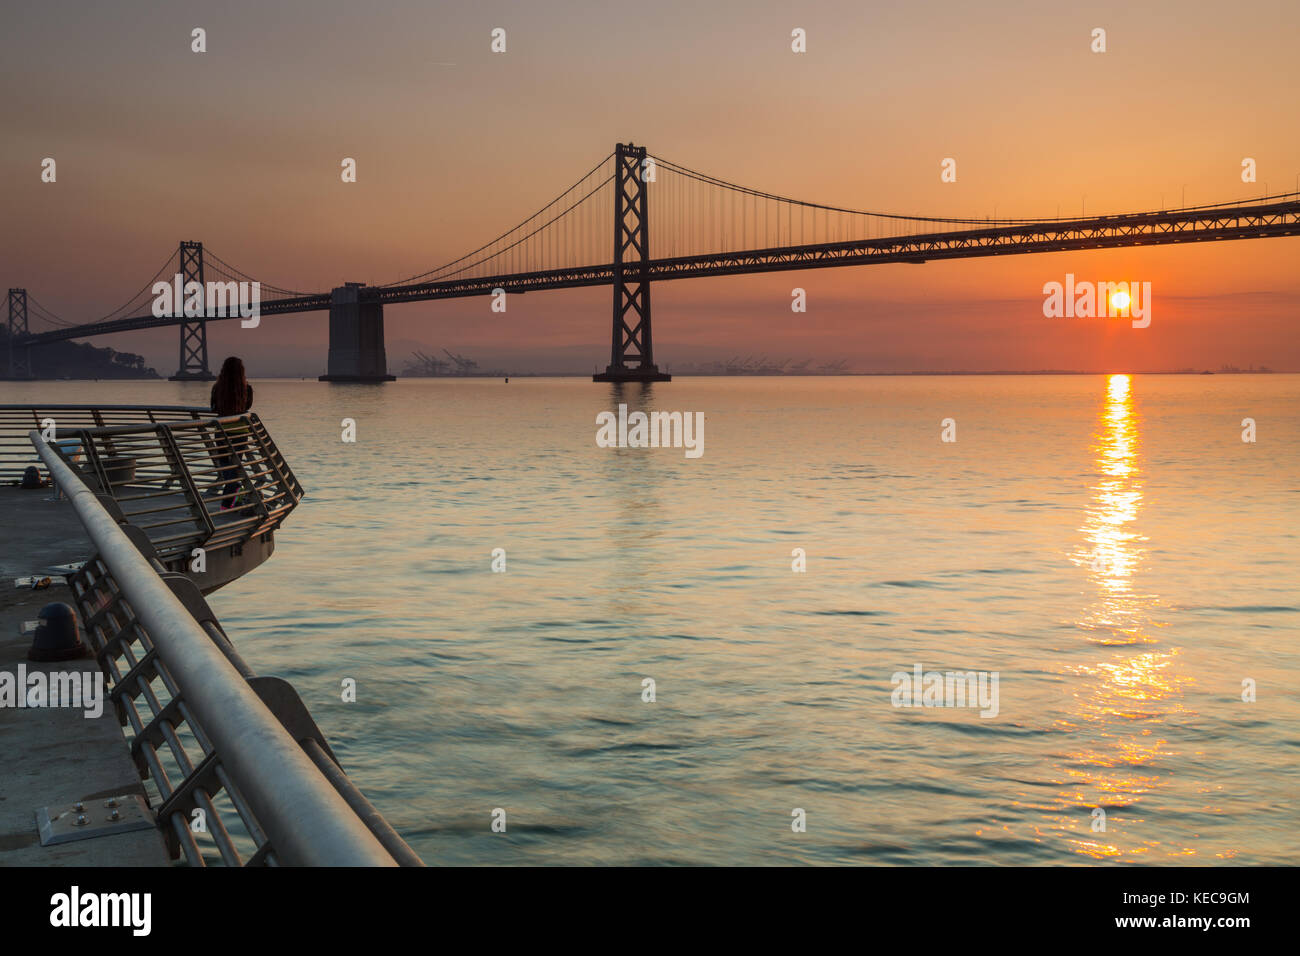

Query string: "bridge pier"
[[318, 284, 395, 383], [595, 143, 670, 383]]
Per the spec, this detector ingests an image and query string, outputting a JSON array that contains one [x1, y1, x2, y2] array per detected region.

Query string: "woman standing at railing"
[[210, 357, 254, 510]]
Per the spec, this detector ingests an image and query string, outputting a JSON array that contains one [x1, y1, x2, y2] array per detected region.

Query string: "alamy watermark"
[[50, 886, 150, 936], [1043, 274, 1151, 328], [0, 666, 104, 718], [891, 664, 999, 718], [152, 273, 261, 328], [595, 404, 704, 459]]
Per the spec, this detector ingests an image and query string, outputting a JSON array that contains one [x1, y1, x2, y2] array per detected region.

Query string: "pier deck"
[[0, 487, 170, 865], [0, 487, 92, 581]]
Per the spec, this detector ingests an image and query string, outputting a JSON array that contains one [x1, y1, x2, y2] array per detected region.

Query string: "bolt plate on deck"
[[37, 794, 155, 846]]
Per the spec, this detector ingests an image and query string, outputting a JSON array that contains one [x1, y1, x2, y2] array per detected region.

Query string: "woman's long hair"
[[212, 356, 249, 415]]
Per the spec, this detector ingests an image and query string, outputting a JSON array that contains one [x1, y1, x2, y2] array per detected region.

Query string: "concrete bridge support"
[[318, 284, 395, 383]]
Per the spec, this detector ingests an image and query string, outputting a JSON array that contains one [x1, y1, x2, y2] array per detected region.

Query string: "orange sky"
[[3, 0, 1298, 374]]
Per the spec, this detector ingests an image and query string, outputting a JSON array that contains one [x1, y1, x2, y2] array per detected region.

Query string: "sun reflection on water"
[[1054, 375, 1193, 860], [1074, 374, 1149, 645]]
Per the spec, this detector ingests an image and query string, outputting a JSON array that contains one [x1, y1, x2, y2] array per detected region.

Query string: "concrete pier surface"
[[0, 487, 92, 582], [0, 487, 170, 865]]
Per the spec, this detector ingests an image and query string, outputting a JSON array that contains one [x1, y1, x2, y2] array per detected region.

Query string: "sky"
[[2, 0, 1298, 375]]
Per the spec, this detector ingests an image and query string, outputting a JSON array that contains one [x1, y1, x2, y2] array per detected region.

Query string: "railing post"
[[156, 422, 217, 545], [247, 413, 295, 501]]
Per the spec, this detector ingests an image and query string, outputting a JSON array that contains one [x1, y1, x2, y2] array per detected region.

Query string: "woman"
[[210, 357, 254, 510], [211, 356, 254, 416]]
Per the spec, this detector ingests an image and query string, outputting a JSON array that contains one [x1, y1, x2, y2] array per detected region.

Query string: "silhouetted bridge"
[[8, 144, 1300, 382]]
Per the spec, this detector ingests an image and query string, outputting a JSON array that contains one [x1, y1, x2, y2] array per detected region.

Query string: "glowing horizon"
[[3, 0, 1298, 376]]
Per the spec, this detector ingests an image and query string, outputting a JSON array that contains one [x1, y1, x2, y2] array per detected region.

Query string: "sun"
[[1110, 289, 1131, 313]]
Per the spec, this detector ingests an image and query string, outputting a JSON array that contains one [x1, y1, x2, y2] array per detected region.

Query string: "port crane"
[[442, 349, 480, 375]]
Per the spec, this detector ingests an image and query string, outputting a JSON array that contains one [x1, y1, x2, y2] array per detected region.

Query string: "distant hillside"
[[0, 327, 160, 379]]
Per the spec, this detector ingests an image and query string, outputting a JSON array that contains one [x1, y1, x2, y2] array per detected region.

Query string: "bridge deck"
[[18, 197, 1300, 347]]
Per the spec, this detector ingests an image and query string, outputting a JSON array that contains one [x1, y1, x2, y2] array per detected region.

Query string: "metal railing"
[[0, 405, 208, 481], [6, 405, 304, 570], [31, 432, 423, 867]]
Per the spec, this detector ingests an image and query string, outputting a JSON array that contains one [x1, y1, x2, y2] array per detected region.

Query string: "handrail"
[[31, 431, 409, 866], [15, 408, 305, 575], [0, 404, 209, 480]]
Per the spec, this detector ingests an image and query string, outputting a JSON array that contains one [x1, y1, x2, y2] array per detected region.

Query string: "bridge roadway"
[[20, 196, 1300, 348]]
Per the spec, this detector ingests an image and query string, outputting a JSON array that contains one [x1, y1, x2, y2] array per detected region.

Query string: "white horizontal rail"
[[31, 430, 397, 867]]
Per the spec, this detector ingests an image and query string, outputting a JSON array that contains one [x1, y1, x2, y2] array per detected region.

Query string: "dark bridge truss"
[[644, 199, 1300, 279], [19, 197, 1300, 349]]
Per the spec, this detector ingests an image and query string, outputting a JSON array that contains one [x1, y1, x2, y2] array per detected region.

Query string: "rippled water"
[[8, 374, 1298, 864]]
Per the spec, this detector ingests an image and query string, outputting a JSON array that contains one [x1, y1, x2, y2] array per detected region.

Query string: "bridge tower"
[[318, 283, 395, 383], [594, 143, 670, 382], [169, 240, 215, 382], [6, 289, 31, 379]]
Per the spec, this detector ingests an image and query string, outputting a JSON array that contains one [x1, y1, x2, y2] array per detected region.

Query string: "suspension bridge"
[[7, 143, 1300, 382]]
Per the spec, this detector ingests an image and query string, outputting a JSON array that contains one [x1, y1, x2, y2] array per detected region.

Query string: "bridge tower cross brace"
[[594, 143, 670, 382], [169, 240, 215, 382], [6, 288, 31, 379]]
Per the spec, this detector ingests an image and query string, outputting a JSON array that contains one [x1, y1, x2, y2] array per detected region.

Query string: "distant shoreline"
[[4, 369, 1290, 383], [321, 368, 1293, 378]]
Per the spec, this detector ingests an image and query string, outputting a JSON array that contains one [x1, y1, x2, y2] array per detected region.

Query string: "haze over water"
[[6, 374, 1296, 864]]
